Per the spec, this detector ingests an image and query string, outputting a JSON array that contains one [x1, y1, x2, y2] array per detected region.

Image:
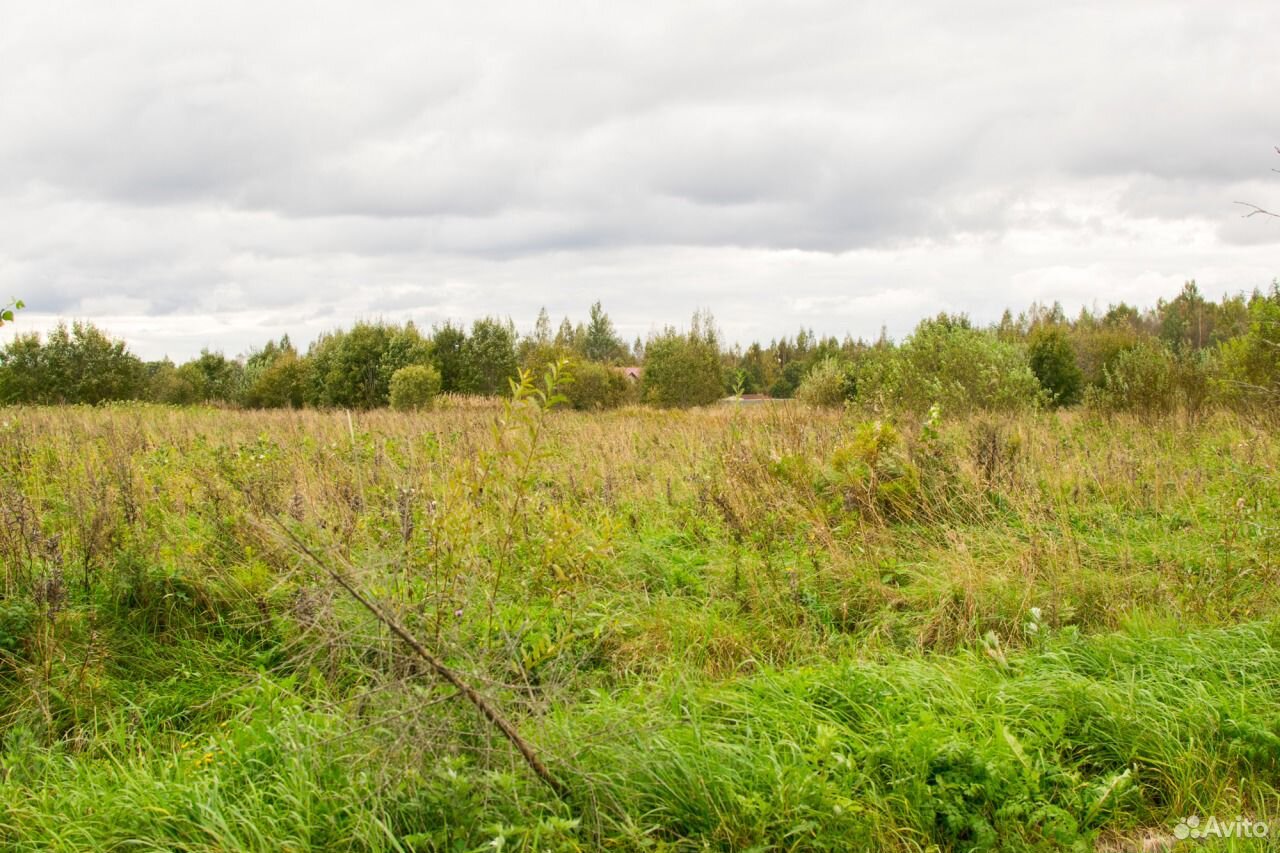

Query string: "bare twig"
[[270, 519, 570, 799], [1234, 146, 1280, 217], [1234, 201, 1279, 219]]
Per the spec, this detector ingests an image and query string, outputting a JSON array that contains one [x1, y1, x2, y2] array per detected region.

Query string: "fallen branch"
[[270, 519, 569, 799]]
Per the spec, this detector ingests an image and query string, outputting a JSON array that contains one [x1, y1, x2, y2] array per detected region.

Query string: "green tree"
[[533, 307, 552, 346], [1090, 339, 1177, 417], [582, 301, 625, 363], [144, 359, 196, 404], [304, 322, 398, 408], [796, 356, 856, 407], [1215, 285, 1280, 406], [429, 323, 468, 393], [379, 323, 433, 390], [1158, 281, 1220, 351], [734, 342, 773, 394], [389, 364, 443, 411], [242, 338, 306, 408], [0, 321, 143, 404], [565, 361, 629, 410], [554, 317, 580, 352], [241, 337, 299, 407], [176, 349, 244, 404], [855, 315, 1043, 413], [0, 332, 46, 403], [1027, 325, 1084, 406], [50, 322, 146, 403], [460, 317, 518, 395], [641, 311, 724, 408]]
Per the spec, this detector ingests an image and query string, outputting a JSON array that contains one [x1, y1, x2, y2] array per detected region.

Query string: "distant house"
[[617, 366, 643, 383]]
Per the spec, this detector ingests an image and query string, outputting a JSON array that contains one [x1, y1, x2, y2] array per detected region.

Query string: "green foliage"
[[817, 420, 921, 519], [240, 350, 302, 404], [10, 287, 1280, 415], [796, 356, 856, 407], [139, 359, 184, 404], [1027, 325, 1084, 406], [388, 364, 442, 411], [460, 317, 519, 396], [0, 298, 23, 327], [300, 322, 434, 409], [768, 359, 808, 398], [0, 598, 35, 658], [1089, 339, 1177, 417], [378, 324, 433, 391], [641, 311, 724, 408], [428, 322, 468, 394], [241, 340, 306, 409], [1214, 286, 1280, 407], [857, 315, 1043, 413], [1157, 280, 1243, 351], [0, 321, 144, 404], [563, 361, 628, 410], [308, 323, 395, 409], [582, 301, 626, 363], [174, 349, 244, 405], [1070, 321, 1141, 389]]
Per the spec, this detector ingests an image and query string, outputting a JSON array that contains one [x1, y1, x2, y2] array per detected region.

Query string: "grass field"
[[0, 398, 1277, 851]]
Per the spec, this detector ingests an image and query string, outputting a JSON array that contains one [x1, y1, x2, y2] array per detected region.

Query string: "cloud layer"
[[2, 0, 1277, 359]]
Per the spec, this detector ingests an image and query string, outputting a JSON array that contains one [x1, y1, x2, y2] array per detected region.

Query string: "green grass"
[[0, 403, 1276, 850]]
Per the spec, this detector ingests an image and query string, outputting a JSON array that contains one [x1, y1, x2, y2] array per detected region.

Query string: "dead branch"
[[1234, 201, 1279, 219], [269, 519, 570, 799], [1234, 146, 1280, 217]]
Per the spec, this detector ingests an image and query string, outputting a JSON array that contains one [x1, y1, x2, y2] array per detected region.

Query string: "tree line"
[[1, 284, 1277, 413]]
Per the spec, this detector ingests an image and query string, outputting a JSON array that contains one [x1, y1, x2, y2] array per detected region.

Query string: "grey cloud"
[[0, 0, 1277, 357]]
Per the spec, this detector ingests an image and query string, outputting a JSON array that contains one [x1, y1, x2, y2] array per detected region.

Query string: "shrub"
[[856, 316, 1043, 414], [817, 420, 922, 520], [1213, 287, 1280, 409], [565, 361, 629, 410], [1071, 324, 1141, 388], [1027, 325, 1083, 406], [389, 364, 443, 411], [242, 351, 306, 409], [241, 338, 306, 408], [641, 312, 725, 408], [796, 357, 856, 407], [1088, 339, 1176, 417]]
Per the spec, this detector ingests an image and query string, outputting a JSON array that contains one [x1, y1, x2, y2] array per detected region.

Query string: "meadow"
[[0, 393, 1277, 851]]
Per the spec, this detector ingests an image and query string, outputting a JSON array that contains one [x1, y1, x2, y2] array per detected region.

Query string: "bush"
[[796, 357, 856, 407], [242, 351, 306, 409], [817, 420, 921, 520], [565, 361, 629, 410], [855, 316, 1043, 414], [389, 364, 443, 411], [1027, 325, 1083, 407], [1213, 288, 1280, 409], [641, 312, 725, 408], [1088, 339, 1176, 417], [1071, 323, 1142, 388]]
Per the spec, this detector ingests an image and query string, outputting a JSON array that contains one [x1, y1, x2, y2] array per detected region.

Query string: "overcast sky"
[[1, 1, 1277, 360]]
